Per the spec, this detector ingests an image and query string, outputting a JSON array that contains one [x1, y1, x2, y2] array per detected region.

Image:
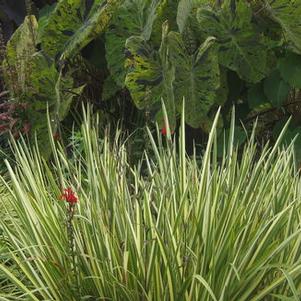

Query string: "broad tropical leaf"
[[168, 33, 220, 128], [125, 23, 176, 128], [278, 52, 301, 88], [125, 24, 220, 129], [37, 3, 56, 39], [3, 15, 38, 95], [264, 0, 301, 53], [40, 0, 122, 60], [264, 70, 290, 108], [105, 0, 161, 87], [197, 0, 270, 83], [3, 15, 81, 156], [176, 0, 207, 33]]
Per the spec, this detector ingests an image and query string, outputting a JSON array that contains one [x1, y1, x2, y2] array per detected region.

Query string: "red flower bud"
[[161, 126, 174, 136], [60, 187, 78, 204]]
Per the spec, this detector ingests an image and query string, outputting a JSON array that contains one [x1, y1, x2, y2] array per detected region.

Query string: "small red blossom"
[[161, 126, 174, 136], [53, 131, 60, 141], [21, 122, 31, 134], [60, 187, 78, 204]]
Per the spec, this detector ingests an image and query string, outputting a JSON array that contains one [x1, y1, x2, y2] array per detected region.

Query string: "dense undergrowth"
[[2, 0, 301, 161], [0, 109, 301, 300]]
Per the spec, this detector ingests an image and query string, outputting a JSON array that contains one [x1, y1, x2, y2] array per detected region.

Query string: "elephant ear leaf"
[[177, 0, 207, 33], [3, 15, 81, 157], [124, 23, 177, 129], [264, 0, 301, 54], [125, 36, 163, 109], [105, 0, 161, 87], [3, 15, 38, 96], [168, 33, 220, 128], [40, 0, 122, 60], [197, 0, 270, 83]]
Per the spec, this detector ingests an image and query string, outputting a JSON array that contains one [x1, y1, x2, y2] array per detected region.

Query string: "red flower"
[[60, 187, 78, 204], [53, 132, 60, 141], [161, 126, 174, 136]]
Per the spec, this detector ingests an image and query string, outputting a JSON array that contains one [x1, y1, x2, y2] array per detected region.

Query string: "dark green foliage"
[[264, 70, 290, 108], [197, 1, 271, 83], [278, 52, 301, 88], [2, 0, 301, 159]]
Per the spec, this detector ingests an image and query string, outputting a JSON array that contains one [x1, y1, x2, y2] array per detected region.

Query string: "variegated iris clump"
[[1, 108, 301, 299]]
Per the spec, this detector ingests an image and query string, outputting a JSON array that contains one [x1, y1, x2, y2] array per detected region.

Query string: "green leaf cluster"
[[3, 0, 301, 154]]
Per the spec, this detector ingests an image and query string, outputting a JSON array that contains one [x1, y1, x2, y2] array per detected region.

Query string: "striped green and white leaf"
[[197, 0, 270, 83], [40, 0, 122, 60]]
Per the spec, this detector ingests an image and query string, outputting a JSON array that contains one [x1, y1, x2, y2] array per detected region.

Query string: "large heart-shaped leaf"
[[177, 0, 207, 33], [124, 23, 177, 128], [264, 0, 301, 53], [197, 0, 270, 83], [3, 15, 38, 95], [40, 0, 122, 60], [125, 36, 164, 109], [264, 70, 290, 108], [278, 52, 301, 88], [105, 0, 161, 87], [125, 23, 220, 129], [167, 33, 220, 128]]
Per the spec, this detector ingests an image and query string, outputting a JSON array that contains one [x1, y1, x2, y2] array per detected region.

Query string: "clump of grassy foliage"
[[0, 107, 301, 300]]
